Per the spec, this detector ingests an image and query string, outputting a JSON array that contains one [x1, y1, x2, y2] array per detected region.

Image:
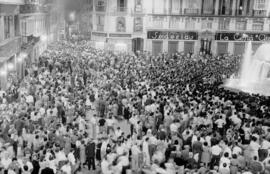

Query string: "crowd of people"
[[0, 40, 270, 174]]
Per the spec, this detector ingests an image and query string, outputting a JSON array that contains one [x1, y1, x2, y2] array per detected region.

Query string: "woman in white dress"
[[143, 137, 150, 166]]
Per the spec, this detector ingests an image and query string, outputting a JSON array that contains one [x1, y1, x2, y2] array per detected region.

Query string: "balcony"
[[169, 8, 182, 15], [184, 8, 199, 15], [96, 25, 104, 32], [95, 5, 106, 12], [117, 6, 127, 12], [20, 4, 44, 14], [0, 0, 24, 5], [218, 9, 232, 15], [253, 10, 267, 17]]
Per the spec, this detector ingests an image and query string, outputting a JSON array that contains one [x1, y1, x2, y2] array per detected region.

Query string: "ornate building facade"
[[88, 0, 270, 55]]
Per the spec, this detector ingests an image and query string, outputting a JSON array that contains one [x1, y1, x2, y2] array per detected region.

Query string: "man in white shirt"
[[101, 156, 112, 174], [211, 144, 222, 168]]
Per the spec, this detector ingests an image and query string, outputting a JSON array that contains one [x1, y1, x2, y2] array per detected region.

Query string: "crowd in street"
[[0, 40, 270, 174]]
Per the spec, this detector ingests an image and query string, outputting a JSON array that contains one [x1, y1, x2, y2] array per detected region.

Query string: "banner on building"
[[147, 31, 198, 40], [215, 32, 270, 41]]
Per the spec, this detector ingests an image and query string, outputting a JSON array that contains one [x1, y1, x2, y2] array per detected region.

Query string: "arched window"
[[116, 17, 126, 32]]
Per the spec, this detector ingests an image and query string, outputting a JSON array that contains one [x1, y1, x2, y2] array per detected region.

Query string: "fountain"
[[224, 41, 270, 96]]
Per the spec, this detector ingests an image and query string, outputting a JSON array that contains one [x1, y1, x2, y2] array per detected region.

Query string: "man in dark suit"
[[85, 138, 96, 170]]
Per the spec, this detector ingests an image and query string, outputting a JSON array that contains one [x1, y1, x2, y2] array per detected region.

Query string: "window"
[[185, 0, 199, 14], [4, 16, 13, 39], [134, 17, 143, 32], [185, 18, 196, 29], [253, 0, 267, 16], [252, 19, 264, 31], [236, 0, 251, 16], [135, 0, 142, 12], [96, 0, 105, 11], [169, 16, 180, 29], [170, 0, 181, 14], [254, 0, 266, 10], [202, 0, 214, 14], [116, 17, 126, 32], [219, 18, 230, 30], [235, 19, 247, 30], [219, 0, 233, 15], [152, 16, 165, 28], [201, 18, 213, 30], [117, 0, 127, 12], [96, 15, 104, 31], [153, 0, 165, 14]]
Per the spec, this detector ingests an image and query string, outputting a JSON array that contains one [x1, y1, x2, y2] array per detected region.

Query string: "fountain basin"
[[223, 78, 270, 96]]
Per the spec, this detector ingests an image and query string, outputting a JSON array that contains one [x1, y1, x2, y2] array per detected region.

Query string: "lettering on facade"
[[215, 32, 270, 41], [109, 34, 132, 38], [147, 31, 198, 40], [92, 32, 107, 37]]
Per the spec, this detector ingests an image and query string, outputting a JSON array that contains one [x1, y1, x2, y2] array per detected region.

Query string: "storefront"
[[215, 32, 270, 55], [0, 37, 21, 90], [91, 32, 107, 50], [108, 33, 132, 52], [146, 30, 199, 56]]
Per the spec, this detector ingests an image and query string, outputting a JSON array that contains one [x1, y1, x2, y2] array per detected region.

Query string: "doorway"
[[152, 41, 163, 56], [200, 38, 212, 54], [184, 41, 194, 54], [168, 41, 178, 55], [132, 38, 144, 53]]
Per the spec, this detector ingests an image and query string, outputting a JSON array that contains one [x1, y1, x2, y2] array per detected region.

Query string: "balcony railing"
[[253, 10, 267, 17], [184, 8, 199, 15], [97, 25, 104, 32], [20, 4, 44, 14], [219, 9, 232, 15], [117, 7, 127, 12], [95, 5, 106, 12]]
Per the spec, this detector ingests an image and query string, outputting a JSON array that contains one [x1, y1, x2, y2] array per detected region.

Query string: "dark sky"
[[62, 0, 84, 22]]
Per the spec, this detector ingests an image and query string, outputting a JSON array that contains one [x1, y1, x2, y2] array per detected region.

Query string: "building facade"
[[0, 0, 24, 89], [89, 0, 270, 55], [0, 0, 60, 89]]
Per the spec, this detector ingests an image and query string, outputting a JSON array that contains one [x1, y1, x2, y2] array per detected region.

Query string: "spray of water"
[[224, 42, 270, 96]]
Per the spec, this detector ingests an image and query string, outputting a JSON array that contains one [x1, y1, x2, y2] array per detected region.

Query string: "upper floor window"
[[134, 17, 143, 32], [185, 0, 199, 14], [117, 0, 127, 12], [96, 0, 106, 12], [219, 0, 233, 15], [235, 19, 247, 30], [153, 0, 165, 14], [96, 15, 104, 31], [116, 17, 126, 32], [170, 0, 182, 14], [4, 16, 13, 39], [152, 16, 165, 28], [202, 0, 214, 14], [236, 0, 251, 16], [135, 0, 142, 12], [219, 18, 230, 30], [252, 19, 264, 31], [185, 18, 196, 29], [201, 18, 213, 29]]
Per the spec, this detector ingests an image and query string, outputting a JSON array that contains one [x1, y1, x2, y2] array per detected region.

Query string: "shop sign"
[[215, 32, 270, 41], [92, 32, 107, 37], [109, 33, 132, 38], [147, 31, 198, 40]]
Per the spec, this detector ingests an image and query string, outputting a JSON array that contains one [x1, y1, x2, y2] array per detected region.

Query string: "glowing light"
[[7, 63, 14, 70], [0, 69, 7, 76], [69, 12, 76, 21], [115, 43, 127, 52], [41, 35, 47, 42], [17, 53, 27, 62], [96, 42, 105, 50]]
